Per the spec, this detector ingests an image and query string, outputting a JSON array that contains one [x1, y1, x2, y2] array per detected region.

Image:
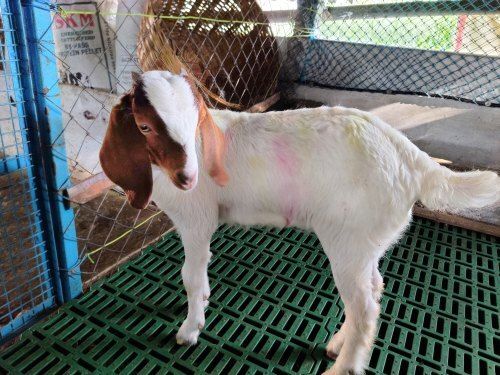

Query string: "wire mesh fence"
[[0, 0, 498, 343], [31, 0, 293, 291], [318, 1, 499, 56], [285, 0, 499, 105]]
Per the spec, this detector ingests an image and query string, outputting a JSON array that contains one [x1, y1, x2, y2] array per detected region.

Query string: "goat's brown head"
[[99, 71, 228, 209]]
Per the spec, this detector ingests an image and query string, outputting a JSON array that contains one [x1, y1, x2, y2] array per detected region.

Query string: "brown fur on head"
[[99, 71, 228, 209]]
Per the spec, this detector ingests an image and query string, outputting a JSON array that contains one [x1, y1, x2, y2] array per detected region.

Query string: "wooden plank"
[[65, 172, 114, 204], [247, 92, 281, 113], [413, 205, 499, 237], [430, 157, 452, 165]]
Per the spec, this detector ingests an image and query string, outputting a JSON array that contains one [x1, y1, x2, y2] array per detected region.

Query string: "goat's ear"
[[196, 95, 229, 186], [99, 94, 152, 209], [131, 71, 142, 86]]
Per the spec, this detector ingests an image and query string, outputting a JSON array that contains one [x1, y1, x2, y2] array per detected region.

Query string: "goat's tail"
[[419, 163, 499, 212], [354, 109, 498, 212]]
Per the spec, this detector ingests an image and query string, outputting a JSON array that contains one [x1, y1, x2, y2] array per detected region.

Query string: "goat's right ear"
[[99, 94, 152, 209]]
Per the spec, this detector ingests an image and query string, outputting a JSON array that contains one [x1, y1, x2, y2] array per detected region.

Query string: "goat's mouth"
[[172, 171, 198, 191]]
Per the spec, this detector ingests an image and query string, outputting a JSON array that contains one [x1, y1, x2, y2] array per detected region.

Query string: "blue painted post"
[[295, 0, 321, 84], [17, 0, 83, 300], [1, 0, 65, 309], [0, 2, 62, 341]]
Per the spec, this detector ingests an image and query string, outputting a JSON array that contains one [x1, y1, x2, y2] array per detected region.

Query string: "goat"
[[99, 70, 499, 375]]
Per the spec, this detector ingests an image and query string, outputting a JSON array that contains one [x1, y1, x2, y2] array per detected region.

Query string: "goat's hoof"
[[326, 336, 344, 361], [176, 322, 201, 346], [326, 349, 339, 360], [322, 369, 359, 375], [176, 330, 199, 346]]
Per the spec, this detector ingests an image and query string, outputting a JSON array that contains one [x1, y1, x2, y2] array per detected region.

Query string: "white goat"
[[99, 70, 499, 374]]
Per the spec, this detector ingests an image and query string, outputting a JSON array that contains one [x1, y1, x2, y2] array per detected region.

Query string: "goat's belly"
[[219, 205, 289, 227]]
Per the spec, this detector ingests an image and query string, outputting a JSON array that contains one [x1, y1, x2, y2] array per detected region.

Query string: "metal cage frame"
[[0, 0, 81, 344]]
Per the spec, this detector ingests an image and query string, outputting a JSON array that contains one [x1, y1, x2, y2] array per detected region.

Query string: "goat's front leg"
[[176, 230, 213, 346]]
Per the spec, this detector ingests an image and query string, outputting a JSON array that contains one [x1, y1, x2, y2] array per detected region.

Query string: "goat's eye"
[[139, 124, 150, 133]]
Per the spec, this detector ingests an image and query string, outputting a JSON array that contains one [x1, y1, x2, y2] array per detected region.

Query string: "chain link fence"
[[28, 0, 292, 290], [284, 0, 499, 105]]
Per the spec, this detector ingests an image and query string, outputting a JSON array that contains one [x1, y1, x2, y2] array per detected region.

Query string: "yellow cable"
[[55, 8, 315, 39], [86, 210, 164, 263], [57, 9, 272, 26]]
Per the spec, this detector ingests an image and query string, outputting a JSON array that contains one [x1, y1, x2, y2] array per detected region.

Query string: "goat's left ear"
[[196, 95, 229, 186], [99, 94, 153, 209]]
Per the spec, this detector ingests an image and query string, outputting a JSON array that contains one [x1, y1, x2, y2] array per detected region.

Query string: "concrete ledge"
[[293, 86, 499, 226], [293, 85, 499, 171]]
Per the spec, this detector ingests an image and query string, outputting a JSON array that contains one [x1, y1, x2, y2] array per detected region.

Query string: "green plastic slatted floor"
[[1, 217, 498, 374]]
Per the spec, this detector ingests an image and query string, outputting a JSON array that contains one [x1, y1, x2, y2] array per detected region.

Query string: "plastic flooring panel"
[[0, 217, 498, 374]]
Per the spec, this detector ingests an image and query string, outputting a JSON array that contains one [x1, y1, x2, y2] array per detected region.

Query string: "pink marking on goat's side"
[[224, 127, 233, 152], [272, 137, 298, 176], [284, 206, 294, 226], [272, 137, 300, 226]]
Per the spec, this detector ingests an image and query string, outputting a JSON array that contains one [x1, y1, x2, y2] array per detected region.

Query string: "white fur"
[[142, 71, 199, 179], [139, 73, 500, 375]]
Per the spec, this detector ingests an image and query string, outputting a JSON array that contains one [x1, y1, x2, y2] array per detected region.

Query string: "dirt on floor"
[[73, 188, 172, 288], [0, 169, 52, 329]]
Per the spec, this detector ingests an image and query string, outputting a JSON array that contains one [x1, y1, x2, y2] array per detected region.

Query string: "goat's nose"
[[176, 171, 189, 185], [176, 171, 197, 190]]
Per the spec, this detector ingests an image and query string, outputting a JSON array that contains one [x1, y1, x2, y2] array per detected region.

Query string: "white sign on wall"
[[53, 2, 116, 91]]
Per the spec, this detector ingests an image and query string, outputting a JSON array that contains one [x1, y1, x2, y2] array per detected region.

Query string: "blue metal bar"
[[1, 2, 83, 333], [0, 1, 61, 344], [2, 0, 65, 309], [0, 154, 28, 173], [0, 298, 56, 341], [19, 0, 83, 300]]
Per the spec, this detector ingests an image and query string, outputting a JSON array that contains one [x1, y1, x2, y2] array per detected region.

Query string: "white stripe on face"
[[142, 71, 199, 188]]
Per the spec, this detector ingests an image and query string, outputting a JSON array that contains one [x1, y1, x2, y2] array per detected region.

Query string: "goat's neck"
[[208, 108, 248, 132]]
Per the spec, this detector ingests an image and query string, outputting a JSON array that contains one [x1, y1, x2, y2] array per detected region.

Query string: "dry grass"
[[137, 0, 280, 109]]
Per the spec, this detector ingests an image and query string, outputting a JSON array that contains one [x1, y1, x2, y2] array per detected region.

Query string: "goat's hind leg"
[[326, 319, 347, 360], [326, 260, 383, 362], [317, 233, 381, 374], [371, 262, 384, 302]]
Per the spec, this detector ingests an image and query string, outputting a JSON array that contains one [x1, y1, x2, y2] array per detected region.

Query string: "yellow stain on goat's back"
[[248, 155, 269, 188], [249, 155, 266, 170], [297, 122, 314, 138], [345, 115, 368, 152]]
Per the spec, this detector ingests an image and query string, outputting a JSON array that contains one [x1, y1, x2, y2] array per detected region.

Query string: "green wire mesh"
[[0, 216, 498, 374]]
